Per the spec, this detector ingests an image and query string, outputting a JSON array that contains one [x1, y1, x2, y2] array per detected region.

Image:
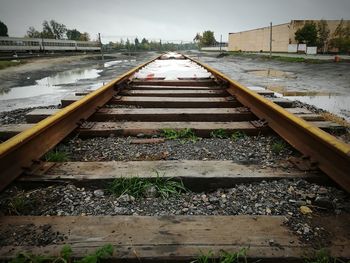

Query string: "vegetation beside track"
[[0, 60, 26, 70], [9, 246, 349, 263], [107, 173, 187, 198]]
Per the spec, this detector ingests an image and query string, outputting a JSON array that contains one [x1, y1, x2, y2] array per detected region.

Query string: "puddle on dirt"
[[248, 69, 296, 79], [288, 95, 350, 121], [0, 67, 102, 112], [266, 85, 338, 96], [104, 59, 136, 68], [247, 86, 350, 122]]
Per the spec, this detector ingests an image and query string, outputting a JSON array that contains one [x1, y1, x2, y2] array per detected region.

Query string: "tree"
[[0, 20, 8, 36], [295, 22, 318, 46], [329, 19, 350, 53], [42, 20, 66, 39], [193, 33, 201, 42], [317, 20, 330, 53], [194, 31, 216, 47], [67, 29, 81, 40], [134, 38, 139, 49], [26, 26, 41, 38], [79, 32, 90, 41]]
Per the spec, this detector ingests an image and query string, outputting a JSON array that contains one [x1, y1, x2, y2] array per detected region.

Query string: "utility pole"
[[98, 33, 104, 60], [220, 34, 222, 51], [269, 22, 272, 58]]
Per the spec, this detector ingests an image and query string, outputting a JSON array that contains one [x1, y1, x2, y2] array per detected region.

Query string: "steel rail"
[[186, 55, 350, 192], [0, 55, 160, 191]]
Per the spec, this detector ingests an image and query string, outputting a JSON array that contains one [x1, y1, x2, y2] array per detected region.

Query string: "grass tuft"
[[161, 128, 199, 142], [44, 150, 70, 162], [304, 248, 350, 263], [230, 131, 247, 142], [210, 129, 229, 139], [271, 140, 286, 154], [10, 244, 113, 263], [107, 172, 187, 198], [191, 248, 248, 263], [0, 60, 26, 70]]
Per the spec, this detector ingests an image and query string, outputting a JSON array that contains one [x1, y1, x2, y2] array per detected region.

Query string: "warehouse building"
[[228, 20, 348, 53]]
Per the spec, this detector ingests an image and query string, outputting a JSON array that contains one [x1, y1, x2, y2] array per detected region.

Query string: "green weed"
[[271, 140, 286, 154], [44, 150, 70, 162], [230, 131, 247, 141], [0, 60, 25, 70], [210, 129, 229, 139], [161, 128, 199, 142], [304, 248, 350, 263], [191, 248, 248, 263], [107, 172, 187, 198], [10, 244, 113, 263]]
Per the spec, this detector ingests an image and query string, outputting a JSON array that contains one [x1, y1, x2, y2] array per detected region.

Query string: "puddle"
[[0, 67, 102, 112], [266, 85, 338, 96], [288, 95, 350, 121], [247, 86, 350, 121], [104, 59, 136, 68], [248, 69, 296, 79]]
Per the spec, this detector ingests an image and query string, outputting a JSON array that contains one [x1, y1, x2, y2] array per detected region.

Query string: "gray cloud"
[[0, 0, 349, 42]]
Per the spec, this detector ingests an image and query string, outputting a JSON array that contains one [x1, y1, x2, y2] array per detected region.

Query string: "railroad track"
[[0, 52, 349, 261]]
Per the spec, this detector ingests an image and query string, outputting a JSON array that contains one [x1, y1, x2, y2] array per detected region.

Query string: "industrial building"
[[228, 20, 348, 53]]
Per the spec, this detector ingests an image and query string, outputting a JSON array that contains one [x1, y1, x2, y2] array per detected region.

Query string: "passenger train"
[[0, 36, 101, 53]]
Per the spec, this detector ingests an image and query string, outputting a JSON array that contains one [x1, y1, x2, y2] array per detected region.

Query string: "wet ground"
[[0, 52, 157, 112], [193, 51, 350, 121], [0, 51, 349, 122]]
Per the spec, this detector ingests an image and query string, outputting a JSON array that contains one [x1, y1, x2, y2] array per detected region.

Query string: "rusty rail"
[[0, 55, 160, 191], [185, 55, 350, 192]]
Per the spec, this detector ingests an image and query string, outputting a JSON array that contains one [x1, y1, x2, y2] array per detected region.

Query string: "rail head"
[[185, 54, 350, 192]]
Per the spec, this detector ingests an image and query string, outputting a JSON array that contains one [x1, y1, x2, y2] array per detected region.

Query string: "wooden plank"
[[61, 96, 292, 108], [294, 114, 325, 121], [22, 160, 323, 189], [285, 108, 313, 114], [120, 89, 228, 97], [131, 79, 217, 86], [129, 85, 224, 90], [25, 109, 59, 123], [0, 215, 348, 260], [26, 108, 323, 123], [0, 121, 344, 140], [26, 108, 256, 123], [270, 97, 294, 108], [76, 121, 264, 137], [61, 96, 240, 108]]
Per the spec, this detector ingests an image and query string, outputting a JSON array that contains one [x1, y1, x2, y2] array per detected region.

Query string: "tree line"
[[0, 19, 90, 41], [106, 38, 197, 51], [295, 19, 350, 53], [25, 20, 90, 41]]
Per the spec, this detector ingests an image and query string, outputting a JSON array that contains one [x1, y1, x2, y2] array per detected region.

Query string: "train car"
[[41, 38, 76, 51], [0, 36, 41, 52], [75, 40, 101, 51], [0, 36, 101, 53]]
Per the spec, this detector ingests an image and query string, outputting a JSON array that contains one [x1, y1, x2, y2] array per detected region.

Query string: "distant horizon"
[[1, 0, 349, 43]]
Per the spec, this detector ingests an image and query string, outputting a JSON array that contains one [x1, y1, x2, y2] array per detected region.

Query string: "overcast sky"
[[1, 0, 349, 43]]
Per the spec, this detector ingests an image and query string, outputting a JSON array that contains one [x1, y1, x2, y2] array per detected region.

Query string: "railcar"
[[0, 36, 101, 53]]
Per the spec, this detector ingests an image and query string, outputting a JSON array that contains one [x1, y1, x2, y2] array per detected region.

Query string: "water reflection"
[[104, 59, 136, 68], [247, 86, 350, 121], [288, 95, 350, 121], [0, 68, 102, 100], [248, 69, 296, 79]]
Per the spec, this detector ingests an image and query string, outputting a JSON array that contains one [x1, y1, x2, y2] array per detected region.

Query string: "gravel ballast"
[[55, 136, 296, 167]]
